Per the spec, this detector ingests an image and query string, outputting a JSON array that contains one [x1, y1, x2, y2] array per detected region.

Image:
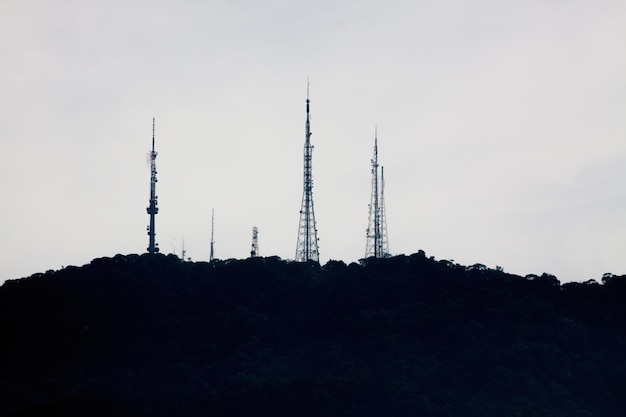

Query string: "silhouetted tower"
[[365, 130, 390, 258], [295, 82, 320, 262], [209, 208, 215, 262], [146, 118, 159, 254], [251, 226, 259, 257]]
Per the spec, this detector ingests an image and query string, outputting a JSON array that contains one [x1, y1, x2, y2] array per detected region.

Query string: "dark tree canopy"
[[1, 252, 625, 417]]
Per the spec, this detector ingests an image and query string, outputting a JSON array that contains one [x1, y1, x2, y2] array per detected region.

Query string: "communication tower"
[[209, 208, 215, 262], [295, 81, 320, 262], [365, 130, 390, 258], [251, 226, 259, 257], [146, 118, 159, 254]]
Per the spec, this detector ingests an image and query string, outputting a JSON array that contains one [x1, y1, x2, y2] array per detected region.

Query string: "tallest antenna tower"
[[295, 81, 320, 262], [146, 117, 159, 254]]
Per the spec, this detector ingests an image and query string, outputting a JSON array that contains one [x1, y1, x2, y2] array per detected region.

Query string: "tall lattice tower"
[[295, 82, 320, 262], [250, 226, 259, 257], [146, 118, 160, 254], [365, 130, 390, 258]]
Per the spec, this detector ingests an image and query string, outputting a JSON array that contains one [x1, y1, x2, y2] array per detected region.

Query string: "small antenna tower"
[[250, 226, 259, 257], [209, 208, 215, 262], [146, 117, 160, 254], [295, 80, 320, 262], [181, 238, 187, 262], [365, 129, 390, 258]]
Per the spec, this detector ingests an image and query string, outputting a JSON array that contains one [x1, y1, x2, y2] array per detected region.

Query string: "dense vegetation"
[[1, 252, 625, 416]]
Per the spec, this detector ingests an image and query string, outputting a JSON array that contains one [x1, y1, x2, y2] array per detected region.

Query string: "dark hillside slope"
[[1, 253, 625, 417]]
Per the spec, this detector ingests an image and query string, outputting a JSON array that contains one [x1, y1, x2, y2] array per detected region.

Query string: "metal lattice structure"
[[146, 118, 160, 254], [365, 130, 390, 258], [295, 82, 320, 262]]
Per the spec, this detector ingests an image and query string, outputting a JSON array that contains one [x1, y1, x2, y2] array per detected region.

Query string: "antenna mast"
[[250, 226, 259, 257], [209, 208, 215, 262], [146, 117, 159, 254], [365, 129, 389, 258], [295, 80, 320, 262]]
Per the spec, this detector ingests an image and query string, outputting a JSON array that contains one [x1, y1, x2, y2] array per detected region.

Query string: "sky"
[[1, 0, 625, 283]]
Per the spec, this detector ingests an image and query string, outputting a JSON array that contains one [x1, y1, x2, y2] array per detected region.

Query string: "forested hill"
[[1, 253, 625, 417]]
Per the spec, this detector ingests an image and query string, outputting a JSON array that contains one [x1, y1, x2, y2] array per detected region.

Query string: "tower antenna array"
[[365, 129, 390, 258], [146, 117, 160, 254], [295, 80, 320, 262]]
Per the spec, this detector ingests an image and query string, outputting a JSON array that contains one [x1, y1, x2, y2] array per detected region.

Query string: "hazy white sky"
[[1, 0, 625, 283]]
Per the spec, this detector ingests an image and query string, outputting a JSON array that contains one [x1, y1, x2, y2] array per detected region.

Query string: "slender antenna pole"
[[147, 117, 159, 254], [373, 129, 380, 258]]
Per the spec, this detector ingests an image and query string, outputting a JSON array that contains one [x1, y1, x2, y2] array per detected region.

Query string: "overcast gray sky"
[[1, 0, 625, 283]]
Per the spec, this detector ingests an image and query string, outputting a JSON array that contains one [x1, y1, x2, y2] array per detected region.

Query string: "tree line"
[[0, 252, 625, 416]]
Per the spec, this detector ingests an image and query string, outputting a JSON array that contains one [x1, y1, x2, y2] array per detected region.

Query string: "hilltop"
[[1, 252, 625, 417]]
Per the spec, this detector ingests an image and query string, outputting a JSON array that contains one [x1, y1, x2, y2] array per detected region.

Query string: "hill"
[[1, 252, 625, 416]]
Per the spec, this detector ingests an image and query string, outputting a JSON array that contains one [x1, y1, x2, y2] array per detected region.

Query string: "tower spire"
[[147, 117, 159, 254], [295, 80, 320, 262], [365, 128, 389, 258]]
